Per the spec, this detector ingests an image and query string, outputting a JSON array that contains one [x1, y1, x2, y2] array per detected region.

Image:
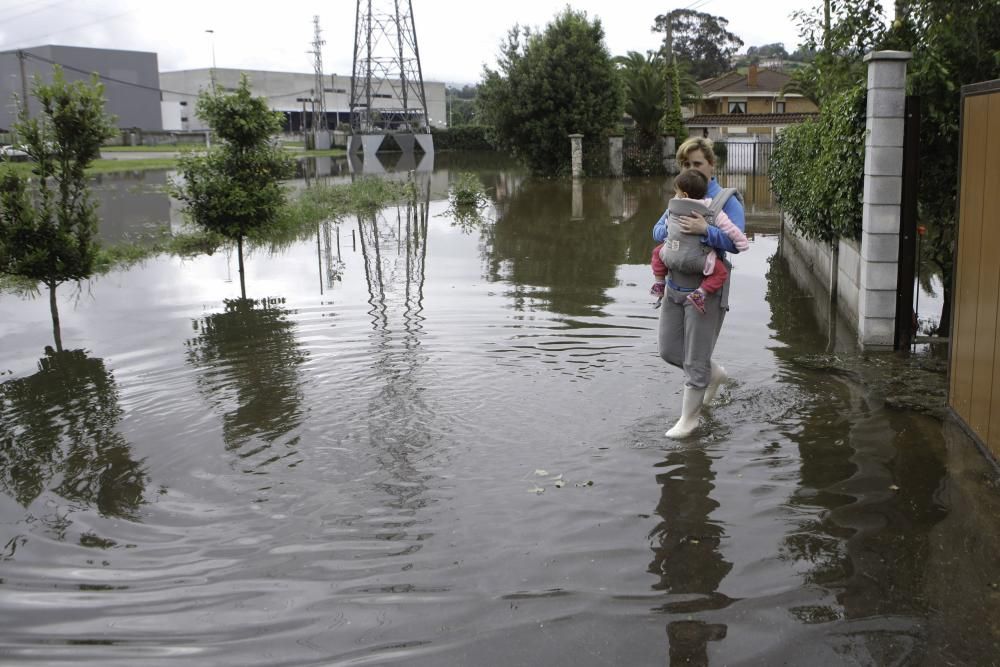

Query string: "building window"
[[728, 100, 747, 114], [776, 101, 786, 113]]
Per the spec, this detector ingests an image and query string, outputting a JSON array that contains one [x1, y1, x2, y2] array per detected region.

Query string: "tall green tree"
[[652, 10, 745, 80], [899, 0, 1000, 334], [786, 0, 1000, 333], [0, 68, 117, 352], [477, 8, 624, 175], [660, 57, 689, 142], [786, 0, 888, 105], [173, 75, 295, 298]]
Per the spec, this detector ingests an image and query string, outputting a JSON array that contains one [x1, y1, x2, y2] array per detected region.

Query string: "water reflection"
[[765, 252, 950, 653], [649, 445, 733, 663], [356, 177, 438, 513], [485, 178, 657, 316], [185, 297, 308, 463], [0, 347, 148, 524]]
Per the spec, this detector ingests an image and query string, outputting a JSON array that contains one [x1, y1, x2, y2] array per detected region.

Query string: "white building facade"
[[159, 68, 446, 134]]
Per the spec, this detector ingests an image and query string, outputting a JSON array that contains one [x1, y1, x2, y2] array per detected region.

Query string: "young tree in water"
[[173, 75, 294, 298], [478, 8, 623, 175], [0, 68, 117, 352]]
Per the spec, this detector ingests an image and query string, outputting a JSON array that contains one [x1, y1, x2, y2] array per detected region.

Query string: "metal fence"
[[713, 140, 775, 214], [620, 136, 777, 213]]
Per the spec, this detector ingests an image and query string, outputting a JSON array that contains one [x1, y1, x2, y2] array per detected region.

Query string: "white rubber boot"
[[703, 362, 728, 406], [666, 387, 706, 438]]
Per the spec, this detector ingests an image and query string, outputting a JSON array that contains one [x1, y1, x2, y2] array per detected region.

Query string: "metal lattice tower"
[[310, 15, 329, 133], [350, 0, 430, 133]]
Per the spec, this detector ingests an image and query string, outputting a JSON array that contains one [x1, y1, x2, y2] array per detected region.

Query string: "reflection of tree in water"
[[185, 297, 307, 456], [478, 175, 675, 314], [481, 179, 629, 316], [648, 446, 732, 664], [0, 348, 148, 522], [765, 253, 949, 628], [357, 182, 437, 513]]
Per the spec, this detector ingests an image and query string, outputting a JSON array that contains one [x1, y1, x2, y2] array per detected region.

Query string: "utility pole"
[[310, 15, 329, 138], [664, 11, 675, 111], [17, 50, 29, 119], [206, 29, 217, 93], [823, 0, 831, 51]]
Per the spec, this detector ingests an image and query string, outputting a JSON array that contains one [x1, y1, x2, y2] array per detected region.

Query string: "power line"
[[4, 0, 77, 25], [18, 51, 325, 102], [0, 9, 136, 50], [20, 51, 196, 97]]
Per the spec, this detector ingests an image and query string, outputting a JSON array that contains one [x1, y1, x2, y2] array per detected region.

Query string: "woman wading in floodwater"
[[652, 137, 746, 437]]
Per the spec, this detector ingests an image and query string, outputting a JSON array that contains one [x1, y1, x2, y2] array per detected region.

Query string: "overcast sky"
[[0, 0, 827, 85]]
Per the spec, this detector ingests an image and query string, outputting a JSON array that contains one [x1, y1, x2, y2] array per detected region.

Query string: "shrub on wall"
[[430, 126, 495, 151], [770, 83, 867, 244]]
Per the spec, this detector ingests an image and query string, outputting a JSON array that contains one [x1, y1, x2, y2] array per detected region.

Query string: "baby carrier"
[[658, 188, 741, 290]]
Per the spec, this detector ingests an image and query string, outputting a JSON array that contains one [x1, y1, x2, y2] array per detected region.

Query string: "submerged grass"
[[3, 146, 345, 177], [1, 176, 416, 296]]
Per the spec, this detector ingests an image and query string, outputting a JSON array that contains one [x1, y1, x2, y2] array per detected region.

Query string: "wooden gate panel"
[[970, 94, 1000, 438], [950, 94, 989, 421]]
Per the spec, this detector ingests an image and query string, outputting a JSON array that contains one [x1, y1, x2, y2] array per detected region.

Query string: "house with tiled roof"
[[686, 64, 819, 140]]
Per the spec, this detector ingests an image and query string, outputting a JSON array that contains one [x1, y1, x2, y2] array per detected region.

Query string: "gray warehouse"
[[0, 45, 163, 131]]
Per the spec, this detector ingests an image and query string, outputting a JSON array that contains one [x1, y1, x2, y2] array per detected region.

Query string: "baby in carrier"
[[650, 169, 749, 312]]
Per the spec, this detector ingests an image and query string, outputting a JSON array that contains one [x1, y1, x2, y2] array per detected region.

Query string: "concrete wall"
[[0, 46, 162, 131], [778, 216, 860, 352], [775, 51, 911, 351], [780, 214, 863, 327], [160, 68, 446, 133]]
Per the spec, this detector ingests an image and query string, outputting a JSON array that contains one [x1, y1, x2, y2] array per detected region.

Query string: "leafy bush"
[[477, 9, 624, 175], [770, 83, 867, 244], [430, 126, 495, 151]]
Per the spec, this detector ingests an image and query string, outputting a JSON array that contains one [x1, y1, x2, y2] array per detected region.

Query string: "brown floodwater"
[[1, 153, 998, 666]]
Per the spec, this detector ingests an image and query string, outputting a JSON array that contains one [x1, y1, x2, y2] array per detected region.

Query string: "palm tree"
[[615, 51, 666, 145]]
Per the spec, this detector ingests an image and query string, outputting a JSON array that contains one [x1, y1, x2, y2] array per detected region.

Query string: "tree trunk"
[[48, 281, 63, 353], [237, 235, 247, 300], [937, 283, 952, 337]]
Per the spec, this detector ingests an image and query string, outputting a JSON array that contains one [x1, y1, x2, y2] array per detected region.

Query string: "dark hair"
[[674, 169, 708, 199]]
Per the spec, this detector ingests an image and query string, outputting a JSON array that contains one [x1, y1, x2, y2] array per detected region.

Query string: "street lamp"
[[206, 29, 217, 93]]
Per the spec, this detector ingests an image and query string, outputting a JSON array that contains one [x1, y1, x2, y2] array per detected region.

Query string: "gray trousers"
[[657, 274, 728, 389]]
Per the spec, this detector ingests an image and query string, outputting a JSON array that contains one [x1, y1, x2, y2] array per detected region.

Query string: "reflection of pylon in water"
[[356, 175, 431, 335]]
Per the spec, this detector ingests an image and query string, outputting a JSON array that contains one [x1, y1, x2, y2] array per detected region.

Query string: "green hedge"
[[430, 126, 495, 151], [770, 84, 867, 244]]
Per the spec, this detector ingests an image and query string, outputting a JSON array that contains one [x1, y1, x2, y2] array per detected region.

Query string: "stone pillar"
[[569, 133, 584, 178], [609, 135, 623, 177], [858, 50, 911, 349], [662, 136, 678, 174], [571, 179, 584, 220]]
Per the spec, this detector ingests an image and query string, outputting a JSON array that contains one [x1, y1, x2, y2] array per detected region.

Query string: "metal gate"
[[949, 79, 1000, 460]]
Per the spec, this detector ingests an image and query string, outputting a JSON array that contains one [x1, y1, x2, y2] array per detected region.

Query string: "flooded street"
[[2, 153, 999, 666]]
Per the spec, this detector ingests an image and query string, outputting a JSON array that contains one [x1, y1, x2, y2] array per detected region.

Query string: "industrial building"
[[160, 68, 447, 134], [0, 46, 446, 138], [0, 45, 163, 131]]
